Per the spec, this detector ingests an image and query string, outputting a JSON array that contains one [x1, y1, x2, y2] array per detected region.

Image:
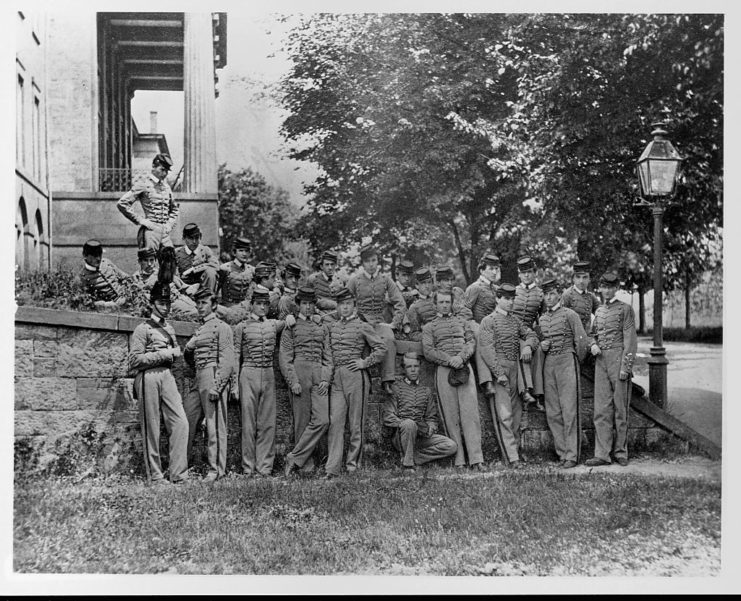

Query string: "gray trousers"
[[493, 359, 523, 463], [286, 359, 329, 470], [136, 366, 189, 483], [392, 419, 457, 467], [239, 365, 276, 475], [543, 352, 581, 462], [593, 348, 631, 462], [435, 365, 484, 466], [326, 366, 369, 476]]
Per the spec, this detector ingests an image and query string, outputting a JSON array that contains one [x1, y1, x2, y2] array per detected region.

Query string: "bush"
[[651, 326, 722, 344]]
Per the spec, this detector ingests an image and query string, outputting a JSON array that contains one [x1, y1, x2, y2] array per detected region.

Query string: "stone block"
[[15, 377, 77, 411], [56, 329, 128, 377], [15, 324, 58, 341], [15, 410, 113, 437], [15, 340, 34, 377], [34, 339, 61, 358], [77, 378, 119, 410], [33, 358, 57, 377]]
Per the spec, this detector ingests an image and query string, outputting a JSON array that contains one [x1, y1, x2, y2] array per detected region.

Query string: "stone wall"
[[14, 307, 673, 478]]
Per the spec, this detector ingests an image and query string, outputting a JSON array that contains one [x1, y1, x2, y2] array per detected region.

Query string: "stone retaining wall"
[[14, 307, 674, 478]]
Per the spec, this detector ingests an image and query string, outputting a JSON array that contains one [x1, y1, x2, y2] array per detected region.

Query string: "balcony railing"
[[98, 168, 183, 192]]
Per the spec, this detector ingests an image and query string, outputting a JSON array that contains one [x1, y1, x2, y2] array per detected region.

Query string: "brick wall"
[[14, 307, 672, 478]]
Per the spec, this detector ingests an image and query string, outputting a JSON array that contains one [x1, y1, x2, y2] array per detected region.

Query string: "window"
[[33, 95, 40, 180], [16, 74, 25, 165]]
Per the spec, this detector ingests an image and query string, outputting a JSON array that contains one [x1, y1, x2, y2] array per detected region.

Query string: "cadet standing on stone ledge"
[[307, 250, 345, 317], [325, 288, 386, 479], [128, 281, 189, 485], [117, 153, 179, 251], [560, 260, 602, 338], [217, 237, 255, 307], [77, 239, 130, 311], [383, 352, 458, 472], [539, 278, 589, 468], [175, 223, 219, 296], [406, 267, 436, 341], [278, 262, 303, 319], [422, 290, 486, 472], [463, 253, 501, 399], [585, 272, 638, 467], [281, 287, 333, 477], [479, 283, 539, 469], [183, 288, 234, 482]]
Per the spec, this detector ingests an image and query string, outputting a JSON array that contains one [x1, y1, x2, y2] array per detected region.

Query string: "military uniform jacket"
[[347, 267, 406, 328], [407, 295, 436, 341], [463, 276, 498, 323], [328, 313, 386, 368], [589, 299, 638, 374], [78, 258, 129, 302], [128, 316, 178, 372], [307, 271, 345, 311], [421, 314, 475, 367], [234, 314, 285, 368], [512, 282, 545, 329], [175, 244, 219, 277], [395, 281, 419, 308], [117, 174, 179, 231], [539, 304, 589, 362], [383, 377, 438, 436], [184, 313, 234, 393], [479, 308, 539, 380], [278, 314, 333, 386], [278, 288, 299, 320], [218, 260, 255, 305], [561, 285, 601, 332]]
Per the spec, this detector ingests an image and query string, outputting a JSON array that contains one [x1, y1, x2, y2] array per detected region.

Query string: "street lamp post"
[[635, 122, 683, 408]]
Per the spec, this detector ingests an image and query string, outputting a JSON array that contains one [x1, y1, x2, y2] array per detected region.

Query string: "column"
[[183, 13, 217, 194]]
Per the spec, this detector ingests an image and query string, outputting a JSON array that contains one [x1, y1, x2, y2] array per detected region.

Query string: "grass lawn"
[[13, 465, 720, 577]]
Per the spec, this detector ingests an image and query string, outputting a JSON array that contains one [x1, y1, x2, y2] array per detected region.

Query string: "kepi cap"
[[573, 261, 591, 274], [83, 239, 103, 257], [193, 287, 215, 302], [152, 153, 173, 171], [480, 253, 500, 267], [137, 248, 156, 260], [415, 267, 432, 283], [335, 288, 355, 303], [150, 281, 171, 303], [497, 283, 517, 298], [251, 285, 271, 303], [359, 244, 378, 260], [182, 223, 201, 238], [599, 272, 620, 287], [541, 278, 560, 293], [296, 286, 317, 303], [234, 237, 251, 250], [517, 256, 536, 272], [284, 262, 302, 277], [434, 265, 454, 279], [398, 259, 414, 273], [320, 250, 338, 263]]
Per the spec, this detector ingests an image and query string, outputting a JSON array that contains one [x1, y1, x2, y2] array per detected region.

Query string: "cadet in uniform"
[[383, 352, 457, 471], [234, 287, 294, 476], [539, 279, 589, 468], [561, 260, 601, 337], [479, 283, 539, 468], [406, 267, 436, 341], [307, 250, 345, 316], [325, 288, 386, 479], [433, 266, 473, 320], [217, 237, 255, 307], [175, 223, 219, 296], [278, 262, 303, 319], [77, 239, 130, 310], [463, 253, 501, 397], [128, 281, 189, 485], [280, 287, 333, 476], [346, 244, 406, 393], [253, 262, 282, 319], [117, 153, 179, 251], [585, 272, 638, 467], [395, 259, 419, 308], [131, 248, 197, 319], [511, 256, 546, 411], [422, 290, 486, 471], [183, 288, 235, 482]]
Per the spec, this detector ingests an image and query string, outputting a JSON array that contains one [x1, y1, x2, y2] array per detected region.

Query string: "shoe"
[[383, 382, 394, 395], [472, 463, 488, 472], [202, 472, 218, 483], [585, 457, 611, 467], [615, 457, 629, 467], [557, 460, 566, 467], [522, 391, 537, 405], [284, 457, 297, 478], [484, 382, 497, 397], [323, 473, 338, 481], [509, 461, 523, 470], [403, 465, 417, 474], [152, 478, 172, 487], [561, 460, 577, 469], [455, 465, 467, 472], [533, 398, 546, 412]]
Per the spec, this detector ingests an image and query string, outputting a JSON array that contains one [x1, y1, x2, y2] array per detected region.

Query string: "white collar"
[[233, 258, 243, 268], [84, 260, 99, 272], [321, 271, 333, 281], [404, 377, 419, 386], [478, 275, 492, 286], [298, 313, 309, 321], [573, 286, 586, 294], [495, 307, 509, 316], [436, 312, 452, 318], [341, 312, 358, 322], [184, 244, 198, 256], [549, 302, 562, 312], [150, 313, 164, 324], [519, 282, 536, 290], [251, 313, 267, 321], [149, 173, 161, 184], [607, 297, 620, 304]]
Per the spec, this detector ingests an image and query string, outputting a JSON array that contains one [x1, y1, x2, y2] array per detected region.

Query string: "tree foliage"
[[279, 13, 723, 288]]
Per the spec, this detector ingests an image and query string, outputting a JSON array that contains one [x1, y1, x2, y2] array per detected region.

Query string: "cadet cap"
[[152, 153, 173, 171], [137, 248, 156, 260], [497, 283, 517, 298], [182, 223, 201, 238], [573, 261, 591, 274], [480, 253, 500, 267], [83, 239, 103, 257], [600, 272, 620, 287], [541, 278, 560, 293], [284, 262, 302, 277], [434, 266, 454, 279], [251, 285, 271, 303], [398, 259, 414, 273], [517, 256, 536, 272], [234, 237, 251, 250], [359, 244, 378, 260], [415, 267, 432, 282], [335, 288, 355, 303], [296, 286, 317, 303], [193, 287, 216, 302], [150, 281, 171, 303], [320, 250, 338, 263]]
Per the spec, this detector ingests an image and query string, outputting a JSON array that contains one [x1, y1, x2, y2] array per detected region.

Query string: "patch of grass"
[[14, 466, 721, 576]]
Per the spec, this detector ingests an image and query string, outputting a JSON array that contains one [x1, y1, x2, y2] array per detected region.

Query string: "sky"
[[131, 12, 316, 205]]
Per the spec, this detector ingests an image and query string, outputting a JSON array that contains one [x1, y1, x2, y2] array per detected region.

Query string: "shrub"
[[651, 326, 722, 344]]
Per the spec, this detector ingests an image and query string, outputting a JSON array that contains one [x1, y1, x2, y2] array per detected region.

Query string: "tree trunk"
[[685, 266, 692, 329], [638, 287, 646, 334], [448, 220, 470, 284]]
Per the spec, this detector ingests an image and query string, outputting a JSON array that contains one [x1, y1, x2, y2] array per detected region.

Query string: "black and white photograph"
[[5, 0, 739, 595]]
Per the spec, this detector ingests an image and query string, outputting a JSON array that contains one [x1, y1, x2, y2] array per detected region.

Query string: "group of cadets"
[[78, 153, 638, 485]]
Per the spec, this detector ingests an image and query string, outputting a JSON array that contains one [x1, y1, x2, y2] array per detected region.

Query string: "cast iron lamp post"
[[635, 122, 683, 408]]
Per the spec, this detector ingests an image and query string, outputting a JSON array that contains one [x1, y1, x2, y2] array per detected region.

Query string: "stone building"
[[15, 11, 51, 272], [15, 11, 227, 272]]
